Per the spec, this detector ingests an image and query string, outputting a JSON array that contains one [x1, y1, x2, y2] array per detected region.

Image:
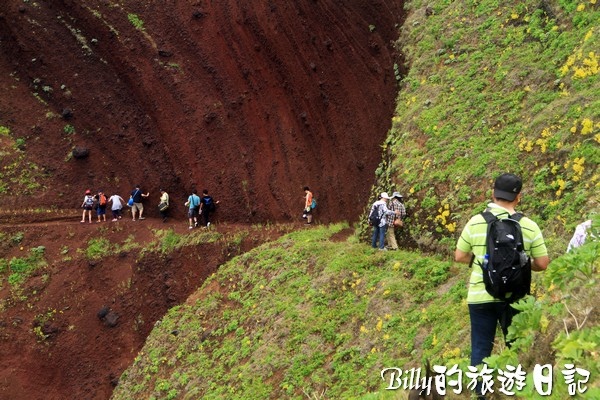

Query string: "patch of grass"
[[128, 13, 145, 31], [84, 237, 112, 260], [1, 246, 47, 290]]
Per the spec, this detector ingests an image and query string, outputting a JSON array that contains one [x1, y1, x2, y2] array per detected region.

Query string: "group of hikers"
[[368, 191, 407, 250], [80, 185, 218, 228]]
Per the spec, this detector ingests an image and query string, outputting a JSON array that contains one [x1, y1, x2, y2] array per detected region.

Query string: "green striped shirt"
[[456, 203, 548, 304]]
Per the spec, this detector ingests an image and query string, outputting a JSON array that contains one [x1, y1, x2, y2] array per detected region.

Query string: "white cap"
[[380, 192, 391, 199]]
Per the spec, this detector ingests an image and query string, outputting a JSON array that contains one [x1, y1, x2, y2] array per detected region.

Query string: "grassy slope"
[[113, 224, 469, 399], [364, 0, 599, 257], [113, 1, 599, 399]]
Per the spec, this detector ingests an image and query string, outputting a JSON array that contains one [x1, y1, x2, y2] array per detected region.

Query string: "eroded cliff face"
[[0, 0, 404, 222]]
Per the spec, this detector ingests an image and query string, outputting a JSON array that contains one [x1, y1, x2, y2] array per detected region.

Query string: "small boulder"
[[72, 146, 89, 159]]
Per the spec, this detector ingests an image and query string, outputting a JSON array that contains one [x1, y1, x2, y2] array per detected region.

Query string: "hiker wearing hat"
[[81, 189, 95, 223], [368, 192, 400, 250], [386, 192, 406, 250], [455, 173, 549, 400]]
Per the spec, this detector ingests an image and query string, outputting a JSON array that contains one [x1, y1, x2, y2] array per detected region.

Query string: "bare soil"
[[0, 211, 294, 400], [0, 0, 404, 398]]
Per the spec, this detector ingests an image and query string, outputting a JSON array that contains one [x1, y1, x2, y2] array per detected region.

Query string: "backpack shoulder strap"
[[481, 210, 497, 224], [511, 212, 524, 222]]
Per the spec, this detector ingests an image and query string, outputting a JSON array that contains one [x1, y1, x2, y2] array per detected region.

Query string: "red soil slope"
[[0, 211, 293, 400], [0, 0, 404, 222], [0, 1, 405, 399]]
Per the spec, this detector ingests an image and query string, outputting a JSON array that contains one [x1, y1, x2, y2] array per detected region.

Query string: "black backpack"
[[204, 196, 216, 212], [368, 204, 382, 226], [480, 211, 531, 302]]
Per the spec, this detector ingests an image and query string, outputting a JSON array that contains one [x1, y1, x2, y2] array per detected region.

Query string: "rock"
[[103, 311, 119, 327], [72, 146, 89, 159], [62, 108, 73, 120], [96, 306, 110, 320]]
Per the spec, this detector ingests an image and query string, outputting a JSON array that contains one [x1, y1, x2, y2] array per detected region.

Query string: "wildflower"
[[376, 318, 383, 332], [577, 3, 585, 11], [446, 222, 456, 233], [581, 118, 594, 135]]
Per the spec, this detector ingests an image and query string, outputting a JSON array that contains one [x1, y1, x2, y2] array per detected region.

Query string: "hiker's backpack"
[[84, 195, 94, 207], [368, 204, 382, 226], [480, 211, 531, 302], [205, 196, 216, 212], [99, 194, 107, 206], [310, 198, 317, 209]]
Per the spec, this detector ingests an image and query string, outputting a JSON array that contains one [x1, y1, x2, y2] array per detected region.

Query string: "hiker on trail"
[[108, 193, 125, 221], [302, 186, 314, 225], [368, 192, 398, 250], [81, 189, 95, 224], [95, 190, 108, 223], [454, 173, 549, 400], [185, 189, 201, 229], [385, 192, 406, 250], [158, 189, 169, 223], [130, 184, 149, 221], [200, 189, 219, 228]]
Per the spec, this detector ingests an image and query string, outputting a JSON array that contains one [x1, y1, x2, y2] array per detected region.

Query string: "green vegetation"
[[112, 1, 598, 399], [0, 126, 44, 194], [63, 124, 75, 135], [128, 13, 145, 31], [112, 222, 599, 399], [113, 224, 468, 399], [362, 0, 599, 259], [0, 245, 46, 293]]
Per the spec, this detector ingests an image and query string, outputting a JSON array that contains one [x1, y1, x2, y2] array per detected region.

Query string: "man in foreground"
[[455, 173, 550, 400]]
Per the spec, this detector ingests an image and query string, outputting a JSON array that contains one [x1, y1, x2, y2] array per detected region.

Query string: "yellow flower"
[[581, 118, 594, 135], [376, 318, 383, 332], [446, 222, 456, 233], [577, 3, 585, 11]]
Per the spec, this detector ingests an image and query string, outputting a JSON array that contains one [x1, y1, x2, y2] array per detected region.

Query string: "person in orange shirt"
[[303, 186, 314, 225]]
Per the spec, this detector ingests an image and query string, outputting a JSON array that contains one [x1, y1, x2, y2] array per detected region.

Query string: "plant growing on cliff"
[[128, 13, 145, 31]]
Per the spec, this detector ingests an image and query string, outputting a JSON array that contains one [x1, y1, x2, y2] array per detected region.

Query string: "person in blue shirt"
[[185, 189, 201, 229]]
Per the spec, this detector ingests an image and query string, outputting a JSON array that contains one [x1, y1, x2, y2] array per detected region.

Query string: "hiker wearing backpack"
[[81, 189, 95, 224], [385, 192, 406, 250], [95, 190, 108, 223], [455, 173, 549, 400], [368, 192, 399, 250], [185, 189, 201, 229], [200, 189, 219, 227], [303, 186, 315, 224]]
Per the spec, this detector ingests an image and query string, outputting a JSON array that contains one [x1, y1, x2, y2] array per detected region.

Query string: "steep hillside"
[[367, 0, 599, 255], [0, 0, 404, 222]]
